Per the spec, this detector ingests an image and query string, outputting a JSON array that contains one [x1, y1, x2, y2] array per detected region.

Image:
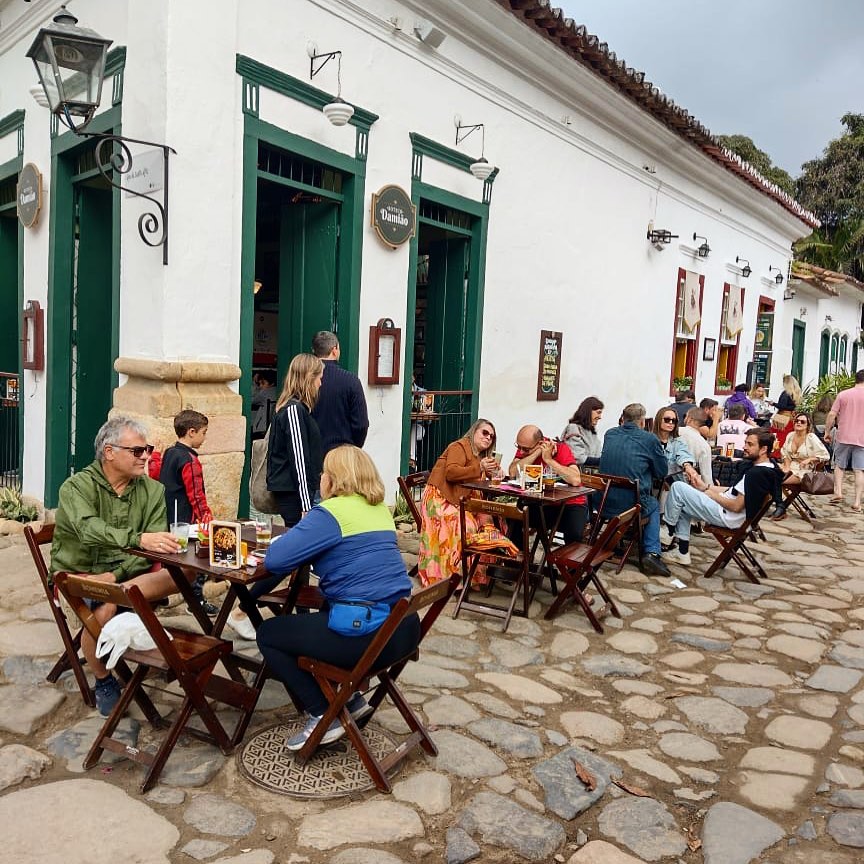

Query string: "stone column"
[[112, 358, 245, 519]]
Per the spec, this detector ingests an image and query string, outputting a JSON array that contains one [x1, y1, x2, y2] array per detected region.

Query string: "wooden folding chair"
[[23, 524, 95, 707], [454, 497, 533, 632], [544, 505, 638, 630], [54, 573, 236, 793], [703, 494, 774, 584], [397, 470, 430, 578], [581, 473, 613, 544], [596, 474, 649, 572], [294, 572, 461, 792]]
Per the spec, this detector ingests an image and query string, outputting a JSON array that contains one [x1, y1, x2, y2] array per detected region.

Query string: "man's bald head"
[[515, 425, 543, 450]]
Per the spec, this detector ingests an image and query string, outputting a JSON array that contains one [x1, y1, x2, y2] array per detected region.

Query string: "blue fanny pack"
[[327, 599, 390, 637]]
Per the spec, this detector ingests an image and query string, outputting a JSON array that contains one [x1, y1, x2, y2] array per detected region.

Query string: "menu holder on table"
[[209, 521, 243, 569], [522, 464, 542, 493]]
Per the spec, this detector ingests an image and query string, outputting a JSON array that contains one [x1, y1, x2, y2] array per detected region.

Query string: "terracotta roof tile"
[[499, 0, 820, 228]]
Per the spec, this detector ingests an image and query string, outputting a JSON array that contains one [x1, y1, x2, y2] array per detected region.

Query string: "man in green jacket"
[[51, 415, 186, 715]]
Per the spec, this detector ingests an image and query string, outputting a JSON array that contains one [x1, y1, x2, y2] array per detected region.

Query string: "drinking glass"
[[254, 515, 273, 548], [170, 521, 190, 552]]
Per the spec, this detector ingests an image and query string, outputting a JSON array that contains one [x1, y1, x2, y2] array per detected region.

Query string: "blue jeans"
[[641, 496, 661, 554], [664, 482, 740, 541]]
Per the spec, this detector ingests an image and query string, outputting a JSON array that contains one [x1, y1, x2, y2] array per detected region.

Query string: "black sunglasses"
[[112, 444, 155, 458], [661, 416, 678, 423]]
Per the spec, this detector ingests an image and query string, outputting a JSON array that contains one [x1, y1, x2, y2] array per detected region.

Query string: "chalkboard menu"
[[755, 312, 774, 351], [753, 351, 772, 386], [536, 330, 563, 401]]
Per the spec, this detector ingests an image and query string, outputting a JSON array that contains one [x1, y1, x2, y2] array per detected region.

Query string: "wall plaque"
[[536, 330, 563, 401], [370, 185, 416, 248], [17, 163, 43, 229]]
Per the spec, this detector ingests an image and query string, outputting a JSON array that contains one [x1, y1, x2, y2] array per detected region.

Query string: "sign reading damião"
[[370, 185, 416, 248], [17, 163, 43, 229]]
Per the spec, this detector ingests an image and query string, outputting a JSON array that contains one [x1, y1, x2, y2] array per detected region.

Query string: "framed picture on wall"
[[703, 337, 716, 361]]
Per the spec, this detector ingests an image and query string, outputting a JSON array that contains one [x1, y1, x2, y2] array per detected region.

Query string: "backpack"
[[249, 425, 280, 514]]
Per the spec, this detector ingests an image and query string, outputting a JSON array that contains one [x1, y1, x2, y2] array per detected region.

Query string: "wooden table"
[[462, 480, 592, 596], [128, 524, 285, 745]]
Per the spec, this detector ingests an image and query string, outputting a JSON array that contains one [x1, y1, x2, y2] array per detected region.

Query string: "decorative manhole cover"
[[237, 720, 402, 798]]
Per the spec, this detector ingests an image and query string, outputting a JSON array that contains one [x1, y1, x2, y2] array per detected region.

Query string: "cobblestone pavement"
[[0, 497, 863, 864]]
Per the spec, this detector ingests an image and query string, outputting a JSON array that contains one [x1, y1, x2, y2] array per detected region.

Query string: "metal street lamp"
[[26, 6, 112, 133], [26, 6, 176, 265]]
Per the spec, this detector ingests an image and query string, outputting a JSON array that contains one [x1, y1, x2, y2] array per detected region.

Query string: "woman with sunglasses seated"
[[257, 445, 416, 751], [770, 412, 830, 520], [652, 407, 701, 487], [418, 419, 499, 586]]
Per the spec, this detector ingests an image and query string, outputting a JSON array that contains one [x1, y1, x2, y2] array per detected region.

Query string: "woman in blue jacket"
[[257, 445, 416, 751]]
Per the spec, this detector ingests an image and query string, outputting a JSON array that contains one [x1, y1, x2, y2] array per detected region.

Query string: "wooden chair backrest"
[[341, 572, 461, 685], [24, 523, 55, 597], [579, 474, 612, 543], [557, 505, 640, 571], [397, 471, 430, 531], [54, 573, 183, 670], [461, 496, 524, 523]]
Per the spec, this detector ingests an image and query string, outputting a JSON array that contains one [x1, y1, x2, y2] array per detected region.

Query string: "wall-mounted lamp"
[[253, 281, 263, 295], [414, 19, 447, 48], [783, 286, 796, 301], [647, 227, 678, 250], [27, 6, 175, 264], [692, 233, 711, 258], [769, 265, 784, 285], [454, 117, 495, 181], [309, 47, 354, 126], [735, 256, 752, 278]]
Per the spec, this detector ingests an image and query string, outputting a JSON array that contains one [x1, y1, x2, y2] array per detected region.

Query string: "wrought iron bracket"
[[455, 121, 484, 147], [80, 132, 177, 265], [310, 50, 341, 80]]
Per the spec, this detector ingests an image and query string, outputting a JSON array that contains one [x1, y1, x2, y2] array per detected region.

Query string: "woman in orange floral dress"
[[417, 419, 499, 586]]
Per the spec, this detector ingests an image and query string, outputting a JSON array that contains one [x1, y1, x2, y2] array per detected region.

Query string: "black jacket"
[[311, 360, 369, 454], [266, 399, 323, 512]]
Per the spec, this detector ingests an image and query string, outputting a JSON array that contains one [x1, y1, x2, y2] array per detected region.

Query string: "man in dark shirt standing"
[[310, 331, 369, 454], [599, 403, 670, 577]]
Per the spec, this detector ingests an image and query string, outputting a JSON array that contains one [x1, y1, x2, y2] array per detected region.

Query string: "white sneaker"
[[662, 547, 692, 566], [228, 611, 257, 641], [659, 523, 675, 546]]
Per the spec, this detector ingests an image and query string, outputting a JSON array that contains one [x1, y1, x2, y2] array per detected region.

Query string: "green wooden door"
[[0, 205, 17, 374], [72, 184, 114, 472], [424, 237, 469, 390], [278, 201, 339, 371], [791, 320, 805, 384]]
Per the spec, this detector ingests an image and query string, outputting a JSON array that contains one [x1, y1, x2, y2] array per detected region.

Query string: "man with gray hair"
[[51, 415, 186, 716], [598, 403, 670, 577], [310, 330, 369, 455]]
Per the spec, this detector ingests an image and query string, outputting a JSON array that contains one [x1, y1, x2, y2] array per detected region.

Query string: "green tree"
[[716, 134, 795, 195], [794, 113, 864, 280]]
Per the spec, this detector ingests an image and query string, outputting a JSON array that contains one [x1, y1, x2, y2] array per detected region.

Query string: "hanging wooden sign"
[[536, 330, 563, 401], [17, 163, 43, 229], [370, 185, 416, 248]]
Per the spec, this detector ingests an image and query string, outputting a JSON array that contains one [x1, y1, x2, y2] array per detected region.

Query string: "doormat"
[[236, 719, 402, 798]]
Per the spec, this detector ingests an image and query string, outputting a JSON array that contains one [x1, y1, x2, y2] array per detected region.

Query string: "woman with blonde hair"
[[267, 353, 325, 526], [418, 418, 499, 586], [777, 374, 801, 414], [230, 353, 325, 639], [258, 445, 415, 751]]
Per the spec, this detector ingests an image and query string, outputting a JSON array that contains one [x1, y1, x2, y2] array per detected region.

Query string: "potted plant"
[[716, 377, 732, 391], [672, 376, 692, 392], [799, 369, 856, 414]]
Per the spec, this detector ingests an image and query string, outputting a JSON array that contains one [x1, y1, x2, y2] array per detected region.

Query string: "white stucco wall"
[[3, 0, 859, 503]]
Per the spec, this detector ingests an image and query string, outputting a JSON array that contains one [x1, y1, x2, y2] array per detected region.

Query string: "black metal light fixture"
[[692, 233, 711, 258], [647, 228, 678, 247], [769, 265, 784, 285], [455, 117, 495, 181], [26, 5, 111, 132], [27, 6, 176, 265], [736, 256, 752, 278], [309, 48, 354, 126]]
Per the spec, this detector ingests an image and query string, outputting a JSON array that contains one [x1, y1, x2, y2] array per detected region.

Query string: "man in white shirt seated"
[[677, 408, 713, 484], [661, 429, 782, 566], [715, 404, 755, 455]]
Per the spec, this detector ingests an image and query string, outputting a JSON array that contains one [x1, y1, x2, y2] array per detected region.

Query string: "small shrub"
[[0, 486, 39, 523]]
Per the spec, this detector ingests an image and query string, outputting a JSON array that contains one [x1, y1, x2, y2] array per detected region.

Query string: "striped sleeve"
[[285, 403, 313, 511]]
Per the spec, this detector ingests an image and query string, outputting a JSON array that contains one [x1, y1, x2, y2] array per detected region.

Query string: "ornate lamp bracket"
[[82, 132, 177, 265]]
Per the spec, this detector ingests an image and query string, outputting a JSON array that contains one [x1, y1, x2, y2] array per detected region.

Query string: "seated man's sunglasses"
[[112, 444, 155, 458]]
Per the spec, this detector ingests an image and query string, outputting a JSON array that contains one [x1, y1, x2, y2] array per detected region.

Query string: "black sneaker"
[[94, 675, 122, 717], [641, 553, 671, 578], [187, 600, 220, 616]]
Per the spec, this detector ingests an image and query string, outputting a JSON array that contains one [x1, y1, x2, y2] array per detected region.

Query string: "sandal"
[[852, 505, 862, 513], [829, 497, 843, 505]]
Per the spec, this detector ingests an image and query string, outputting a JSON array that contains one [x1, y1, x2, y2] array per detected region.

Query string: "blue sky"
[[557, 0, 864, 176]]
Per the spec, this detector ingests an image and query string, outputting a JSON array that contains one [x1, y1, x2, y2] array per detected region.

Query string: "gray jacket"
[[560, 423, 602, 465]]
